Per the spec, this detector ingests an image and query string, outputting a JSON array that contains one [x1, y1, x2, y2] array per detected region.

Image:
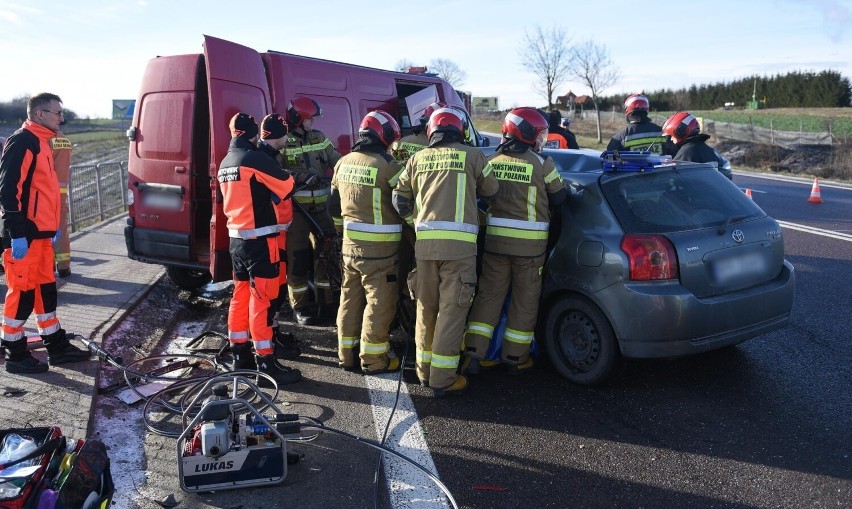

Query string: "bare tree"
[[394, 59, 416, 72], [429, 58, 467, 88], [567, 39, 620, 143], [519, 25, 572, 110]]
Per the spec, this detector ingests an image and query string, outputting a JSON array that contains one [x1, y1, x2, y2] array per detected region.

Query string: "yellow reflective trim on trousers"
[[503, 327, 534, 345], [431, 352, 460, 369], [527, 186, 537, 222], [466, 321, 494, 338], [372, 188, 382, 224], [544, 167, 562, 184], [55, 253, 70, 262], [486, 226, 548, 240], [417, 348, 432, 364], [344, 230, 402, 242], [290, 283, 310, 294], [362, 341, 390, 354], [455, 173, 466, 223], [416, 230, 477, 242], [339, 336, 359, 348]]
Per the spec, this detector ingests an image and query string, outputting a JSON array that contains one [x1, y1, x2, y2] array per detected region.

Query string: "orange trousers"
[[227, 236, 280, 356], [2, 239, 61, 344]]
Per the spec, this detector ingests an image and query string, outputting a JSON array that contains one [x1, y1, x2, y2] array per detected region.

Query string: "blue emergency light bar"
[[600, 151, 672, 172]]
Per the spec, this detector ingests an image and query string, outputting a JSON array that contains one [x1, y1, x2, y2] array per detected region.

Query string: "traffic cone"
[[745, 188, 753, 200], [807, 178, 822, 203]]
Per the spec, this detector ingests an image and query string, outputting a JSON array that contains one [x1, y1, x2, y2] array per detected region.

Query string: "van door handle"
[[175, 166, 187, 174]]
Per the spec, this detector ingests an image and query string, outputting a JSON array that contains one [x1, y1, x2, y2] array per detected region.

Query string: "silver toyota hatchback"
[[538, 149, 795, 385]]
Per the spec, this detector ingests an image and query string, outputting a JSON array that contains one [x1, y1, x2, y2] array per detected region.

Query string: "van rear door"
[[202, 35, 272, 282]]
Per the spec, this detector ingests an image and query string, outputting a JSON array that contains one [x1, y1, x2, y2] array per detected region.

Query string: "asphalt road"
[[96, 172, 851, 509]]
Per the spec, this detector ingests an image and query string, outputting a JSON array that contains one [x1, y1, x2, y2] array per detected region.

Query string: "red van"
[[125, 35, 486, 289]]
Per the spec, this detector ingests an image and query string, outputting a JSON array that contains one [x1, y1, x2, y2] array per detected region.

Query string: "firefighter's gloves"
[[52, 228, 62, 244], [11, 237, 28, 260], [290, 171, 319, 188]]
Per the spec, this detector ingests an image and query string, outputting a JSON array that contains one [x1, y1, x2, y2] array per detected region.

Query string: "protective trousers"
[[409, 257, 477, 389], [464, 253, 545, 364], [337, 254, 399, 370], [269, 233, 288, 330], [228, 236, 280, 356], [286, 205, 337, 311], [2, 239, 61, 346]]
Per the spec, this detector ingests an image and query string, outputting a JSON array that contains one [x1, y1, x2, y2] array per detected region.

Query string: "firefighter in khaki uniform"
[[462, 108, 568, 375], [329, 110, 405, 373], [388, 101, 444, 328], [279, 97, 342, 325], [389, 101, 445, 164], [218, 113, 300, 385], [393, 107, 499, 397]]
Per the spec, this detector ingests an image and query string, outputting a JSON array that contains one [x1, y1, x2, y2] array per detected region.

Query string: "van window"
[[138, 92, 193, 161]]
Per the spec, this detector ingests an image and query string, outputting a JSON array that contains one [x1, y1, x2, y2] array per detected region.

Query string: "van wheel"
[[541, 296, 619, 385], [166, 266, 212, 291]]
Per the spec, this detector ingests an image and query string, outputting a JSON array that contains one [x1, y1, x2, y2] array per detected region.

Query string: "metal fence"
[[68, 161, 128, 232]]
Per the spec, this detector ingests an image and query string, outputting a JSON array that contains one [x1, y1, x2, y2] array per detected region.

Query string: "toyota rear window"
[[601, 166, 765, 233]]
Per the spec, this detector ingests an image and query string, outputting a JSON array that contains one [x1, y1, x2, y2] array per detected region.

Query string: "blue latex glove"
[[270, 192, 281, 204], [11, 237, 28, 260], [52, 228, 62, 244]]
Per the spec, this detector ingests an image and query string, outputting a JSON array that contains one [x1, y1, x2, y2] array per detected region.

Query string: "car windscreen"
[[600, 166, 765, 234]]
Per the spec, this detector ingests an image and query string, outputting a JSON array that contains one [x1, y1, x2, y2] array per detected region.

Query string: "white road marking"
[[778, 220, 852, 242], [366, 373, 448, 508]]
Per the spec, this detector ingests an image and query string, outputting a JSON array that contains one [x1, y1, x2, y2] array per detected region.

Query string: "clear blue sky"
[[1, 0, 849, 118]]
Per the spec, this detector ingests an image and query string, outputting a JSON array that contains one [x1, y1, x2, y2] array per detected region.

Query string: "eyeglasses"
[[40, 110, 64, 117]]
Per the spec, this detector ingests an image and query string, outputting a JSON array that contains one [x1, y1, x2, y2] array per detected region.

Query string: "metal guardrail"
[[67, 161, 128, 232]]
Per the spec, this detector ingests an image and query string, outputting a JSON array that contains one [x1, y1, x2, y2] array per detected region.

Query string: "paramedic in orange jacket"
[[0, 93, 91, 374], [218, 112, 300, 385]]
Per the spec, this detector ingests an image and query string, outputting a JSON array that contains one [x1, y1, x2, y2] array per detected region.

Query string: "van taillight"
[[620, 234, 679, 281]]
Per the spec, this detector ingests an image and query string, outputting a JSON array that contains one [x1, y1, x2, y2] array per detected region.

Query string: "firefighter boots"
[[255, 354, 302, 386], [273, 330, 301, 360], [2, 339, 48, 374], [506, 358, 535, 376], [432, 375, 468, 398], [43, 330, 92, 366], [231, 342, 257, 370], [294, 306, 315, 326], [362, 356, 401, 375]]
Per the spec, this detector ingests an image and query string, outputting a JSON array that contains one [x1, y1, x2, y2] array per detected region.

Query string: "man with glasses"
[[0, 93, 91, 374]]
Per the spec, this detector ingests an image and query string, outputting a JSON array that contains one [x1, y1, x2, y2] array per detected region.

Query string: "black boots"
[[273, 330, 301, 360], [293, 306, 315, 326], [230, 342, 257, 370], [2, 339, 48, 374], [255, 354, 301, 386], [43, 329, 92, 366]]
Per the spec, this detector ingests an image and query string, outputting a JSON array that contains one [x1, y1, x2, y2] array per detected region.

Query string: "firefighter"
[[329, 110, 404, 373], [606, 93, 674, 155], [218, 112, 300, 385], [462, 107, 568, 375], [0, 93, 91, 374], [389, 101, 446, 163], [257, 113, 314, 360], [389, 101, 445, 331], [393, 107, 499, 397], [279, 96, 342, 325], [662, 111, 732, 179]]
